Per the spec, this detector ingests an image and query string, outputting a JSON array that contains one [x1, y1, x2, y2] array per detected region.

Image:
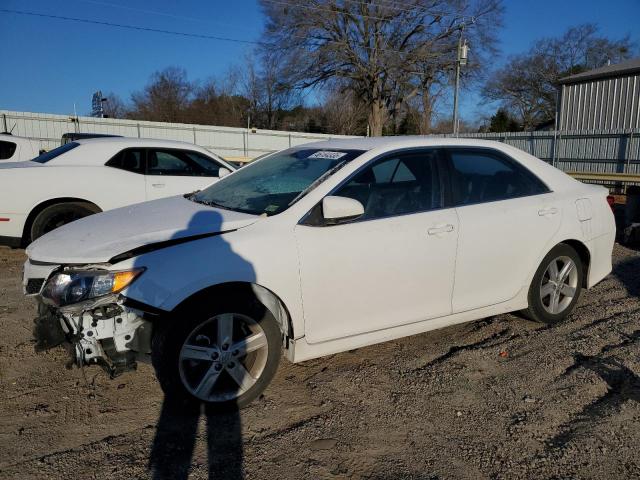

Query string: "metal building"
[[558, 57, 640, 131]]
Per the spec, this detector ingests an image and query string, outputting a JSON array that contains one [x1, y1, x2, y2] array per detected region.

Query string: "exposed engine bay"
[[33, 294, 154, 378]]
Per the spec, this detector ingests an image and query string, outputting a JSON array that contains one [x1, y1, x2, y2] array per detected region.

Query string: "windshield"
[[190, 147, 365, 216], [32, 142, 79, 164]]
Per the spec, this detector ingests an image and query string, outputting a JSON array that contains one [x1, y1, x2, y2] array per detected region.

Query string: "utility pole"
[[452, 26, 469, 136]]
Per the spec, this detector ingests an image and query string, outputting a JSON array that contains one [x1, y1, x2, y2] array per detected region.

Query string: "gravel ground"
[[1, 243, 639, 479]]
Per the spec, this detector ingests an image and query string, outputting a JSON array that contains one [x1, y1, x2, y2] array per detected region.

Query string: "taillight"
[[606, 195, 615, 210]]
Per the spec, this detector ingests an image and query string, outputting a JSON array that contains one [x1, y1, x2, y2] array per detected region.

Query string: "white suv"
[[24, 137, 615, 409]]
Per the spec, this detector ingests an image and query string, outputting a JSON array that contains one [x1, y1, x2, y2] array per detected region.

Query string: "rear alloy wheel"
[[153, 298, 281, 409], [30, 202, 100, 242], [524, 244, 583, 324]]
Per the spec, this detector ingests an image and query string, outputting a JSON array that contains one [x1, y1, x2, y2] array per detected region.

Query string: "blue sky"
[[0, 0, 638, 123]]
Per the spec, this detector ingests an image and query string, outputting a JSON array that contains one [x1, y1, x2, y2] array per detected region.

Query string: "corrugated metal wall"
[[438, 129, 640, 176], [559, 73, 640, 130], [0, 110, 356, 159]]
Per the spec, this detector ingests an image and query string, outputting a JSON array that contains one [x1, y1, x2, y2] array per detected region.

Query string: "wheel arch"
[[22, 197, 102, 245], [169, 281, 295, 342], [536, 238, 591, 288], [559, 239, 591, 287]]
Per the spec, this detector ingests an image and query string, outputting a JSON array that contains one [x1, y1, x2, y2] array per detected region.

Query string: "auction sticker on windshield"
[[307, 151, 348, 160]]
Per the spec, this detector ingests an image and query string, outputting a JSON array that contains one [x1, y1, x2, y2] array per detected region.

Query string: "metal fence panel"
[[436, 129, 640, 177], [0, 110, 356, 160], [3, 110, 639, 180]]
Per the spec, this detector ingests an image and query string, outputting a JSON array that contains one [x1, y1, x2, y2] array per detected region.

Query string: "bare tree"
[[483, 24, 636, 129], [322, 86, 368, 135], [101, 92, 128, 119], [188, 74, 250, 127], [130, 67, 194, 122], [259, 0, 502, 136], [235, 50, 299, 130]]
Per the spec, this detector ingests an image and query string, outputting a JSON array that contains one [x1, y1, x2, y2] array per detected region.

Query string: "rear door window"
[[446, 149, 549, 206]]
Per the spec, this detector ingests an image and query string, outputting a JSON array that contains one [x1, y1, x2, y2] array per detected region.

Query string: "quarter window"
[[447, 149, 548, 205], [333, 150, 442, 221], [106, 149, 145, 174], [0, 140, 17, 160]]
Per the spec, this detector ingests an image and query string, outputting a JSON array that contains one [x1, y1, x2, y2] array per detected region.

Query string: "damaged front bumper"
[[25, 261, 158, 378]]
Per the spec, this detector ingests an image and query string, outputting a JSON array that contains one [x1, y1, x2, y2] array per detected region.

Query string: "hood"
[[27, 196, 260, 264]]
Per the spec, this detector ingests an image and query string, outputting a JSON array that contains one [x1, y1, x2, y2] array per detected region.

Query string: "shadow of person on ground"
[[150, 398, 243, 479], [141, 208, 255, 479]]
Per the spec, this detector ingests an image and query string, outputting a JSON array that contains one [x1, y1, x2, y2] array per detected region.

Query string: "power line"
[[0, 7, 463, 62], [0, 8, 262, 46], [262, 0, 460, 22], [74, 0, 260, 35]]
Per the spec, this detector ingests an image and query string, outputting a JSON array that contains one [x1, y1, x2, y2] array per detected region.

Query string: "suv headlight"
[[41, 268, 145, 307]]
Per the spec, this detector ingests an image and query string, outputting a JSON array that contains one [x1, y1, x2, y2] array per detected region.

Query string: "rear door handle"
[[538, 207, 558, 216], [428, 224, 454, 235], [152, 183, 165, 188]]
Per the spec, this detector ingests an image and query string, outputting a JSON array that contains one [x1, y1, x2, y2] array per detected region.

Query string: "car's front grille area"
[[26, 278, 45, 295]]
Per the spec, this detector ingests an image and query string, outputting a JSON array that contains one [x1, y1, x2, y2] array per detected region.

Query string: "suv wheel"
[[152, 296, 281, 409]]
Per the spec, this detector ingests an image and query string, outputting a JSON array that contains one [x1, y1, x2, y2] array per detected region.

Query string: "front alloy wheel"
[[178, 313, 269, 403], [152, 297, 281, 409]]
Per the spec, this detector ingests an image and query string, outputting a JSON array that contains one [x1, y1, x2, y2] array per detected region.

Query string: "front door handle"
[[428, 224, 455, 235], [152, 183, 165, 188], [538, 207, 558, 216]]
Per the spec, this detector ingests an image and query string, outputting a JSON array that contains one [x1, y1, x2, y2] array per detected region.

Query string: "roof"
[[559, 57, 640, 84], [75, 136, 202, 148], [300, 135, 506, 152]]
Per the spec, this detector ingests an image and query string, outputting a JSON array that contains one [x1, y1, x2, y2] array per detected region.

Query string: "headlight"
[[41, 268, 144, 307]]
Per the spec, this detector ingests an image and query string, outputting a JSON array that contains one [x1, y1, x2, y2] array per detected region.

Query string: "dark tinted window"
[[333, 150, 442, 221], [106, 149, 145, 174], [448, 149, 548, 205], [32, 142, 79, 164], [0, 140, 17, 160], [184, 151, 223, 177], [146, 149, 219, 176]]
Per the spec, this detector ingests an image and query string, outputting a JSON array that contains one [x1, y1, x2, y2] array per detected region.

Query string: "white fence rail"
[[3, 111, 638, 180], [0, 110, 356, 160]]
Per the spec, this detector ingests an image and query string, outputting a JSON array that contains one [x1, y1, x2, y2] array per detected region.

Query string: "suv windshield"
[[32, 142, 79, 164], [190, 148, 365, 216]]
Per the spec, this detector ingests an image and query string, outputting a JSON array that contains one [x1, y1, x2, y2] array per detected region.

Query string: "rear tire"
[[523, 243, 583, 324], [30, 202, 100, 242], [152, 294, 281, 410]]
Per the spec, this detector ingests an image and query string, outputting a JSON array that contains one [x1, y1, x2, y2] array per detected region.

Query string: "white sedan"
[[0, 137, 234, 246], [23, 137, 615, 409]]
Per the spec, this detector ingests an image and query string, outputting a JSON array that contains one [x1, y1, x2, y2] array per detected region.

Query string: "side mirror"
[[322, 196, 364, 224], [218, 167, 231, 178]]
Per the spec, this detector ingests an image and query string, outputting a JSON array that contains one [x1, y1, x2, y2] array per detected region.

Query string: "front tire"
[[523, 244, 583, 324], [152, 295, 281, 410]]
